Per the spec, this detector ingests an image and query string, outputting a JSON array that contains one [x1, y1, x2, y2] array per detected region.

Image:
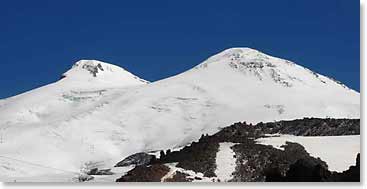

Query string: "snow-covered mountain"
[[0, 48, 360, 180], [61, 59, 149, 87]]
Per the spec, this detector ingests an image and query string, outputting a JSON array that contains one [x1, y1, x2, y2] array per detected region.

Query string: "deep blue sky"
[[0, 0, 359, 98]]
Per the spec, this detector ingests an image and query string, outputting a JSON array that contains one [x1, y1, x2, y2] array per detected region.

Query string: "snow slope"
[[0, 48, 360, 180], [215, 142, 237, 182], [256, 135, 360, 172]]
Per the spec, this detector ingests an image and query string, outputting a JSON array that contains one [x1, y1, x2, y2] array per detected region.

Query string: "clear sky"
[[0, 0, 360, 98]]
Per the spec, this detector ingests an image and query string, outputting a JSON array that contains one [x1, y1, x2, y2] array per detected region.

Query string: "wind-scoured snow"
[[0, 48, 360, 180], [0, 156, 79, 182], [256, 135, 360, 172], [215, 142, 237, 182]]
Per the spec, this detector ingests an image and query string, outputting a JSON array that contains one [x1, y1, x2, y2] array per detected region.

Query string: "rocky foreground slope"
[[112, 118, 360, 182]]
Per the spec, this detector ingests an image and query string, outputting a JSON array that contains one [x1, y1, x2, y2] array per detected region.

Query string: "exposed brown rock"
[[116, 164, 170, 182]]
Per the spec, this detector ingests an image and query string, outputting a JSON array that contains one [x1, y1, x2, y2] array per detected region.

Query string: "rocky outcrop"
[[152, 137, 219, 177], [265, 159, 331, 182], [232, 141, 327, 182], [115, 152, 155, 167], [214, 118, 359, 141], [265, 153, 360, 182], [81, 63, 104, 77], [115, 118, 360, 182], [259, 118, 359, 136], [116, 164, 170, 182], [328, 153, 360, 182], [87, 168, 114, 176]]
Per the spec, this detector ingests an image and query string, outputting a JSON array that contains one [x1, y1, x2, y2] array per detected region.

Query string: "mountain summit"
[[195, 47, 350, 89], [0, 48, 360, 179], [60, 59, 148, 88]]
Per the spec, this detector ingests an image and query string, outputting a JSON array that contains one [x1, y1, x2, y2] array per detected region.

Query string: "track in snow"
[[215, 142, 237, 182]]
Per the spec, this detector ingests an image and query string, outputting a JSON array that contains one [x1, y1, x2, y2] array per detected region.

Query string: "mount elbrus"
[[0, 48, 360, 182]]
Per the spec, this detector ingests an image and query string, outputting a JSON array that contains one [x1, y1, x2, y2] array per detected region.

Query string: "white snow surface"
[[0, 48, 360, 180], [61, 59, 149, 88], [256, 135, 360, 172], [162, 163, 215, 182], [215, 142, 237, 182]]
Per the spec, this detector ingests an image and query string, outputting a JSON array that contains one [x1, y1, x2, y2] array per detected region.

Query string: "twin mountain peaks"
[[0, 47, 360, 181]]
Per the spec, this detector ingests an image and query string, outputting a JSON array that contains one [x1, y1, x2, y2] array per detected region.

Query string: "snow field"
[[255, 135, 360, 172]]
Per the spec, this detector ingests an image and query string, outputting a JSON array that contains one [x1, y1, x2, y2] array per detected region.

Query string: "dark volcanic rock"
[[114, 118, 360, 182], [328, 153, 360, 182], [283, 159, 330, 182], [231, 141, 327, 182], [115, 152, 155, 167], [265, 153, 360, 182], [116, 164, 170, 182], [81, 63, 104, 77], [87, 168, 114, 175], [214, 118, 359, 141], [260, 118, 359, 136], [152, 136, 219, 177]]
